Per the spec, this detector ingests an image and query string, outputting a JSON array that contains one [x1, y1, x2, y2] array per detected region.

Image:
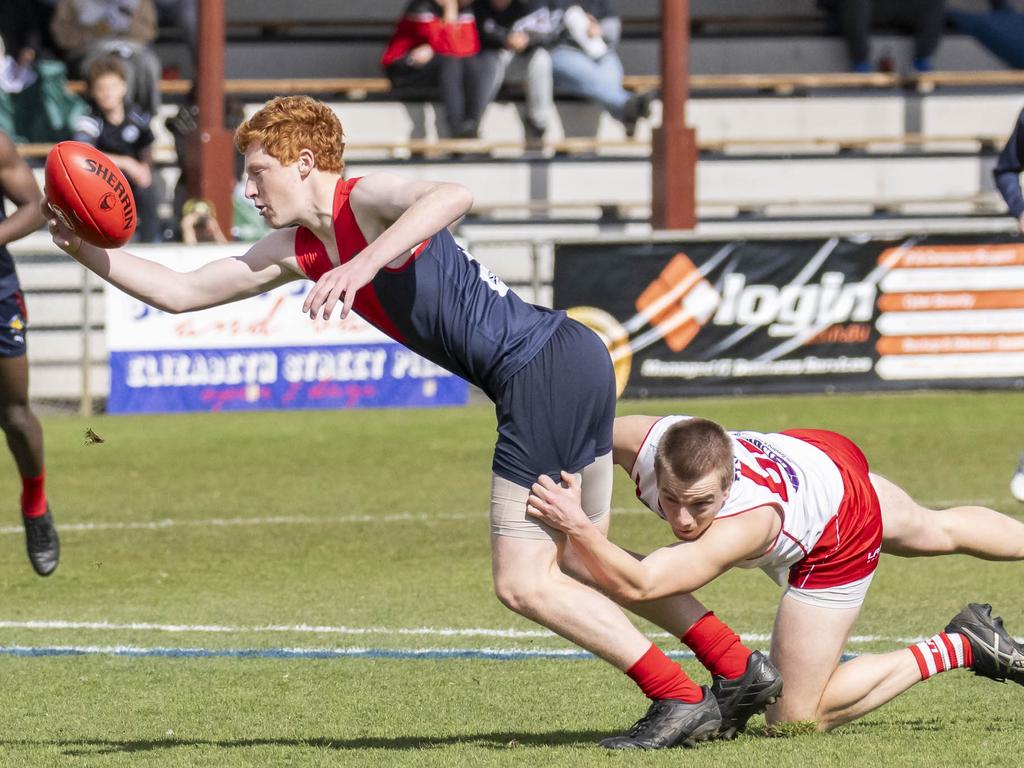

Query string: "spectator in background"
[[73, 57, 161, 242], [153, 0, 196, 60], [823, 0, 946, 73], [475, 0, 559, 149], [1, 1, 85, 143], [0, 0, 58, 68], [947, 1, 1024, 70], [548, 0, 652, 137], [180, 198, 227, 245], [50, 0, 161, 115], [382, 0, 487, 139]]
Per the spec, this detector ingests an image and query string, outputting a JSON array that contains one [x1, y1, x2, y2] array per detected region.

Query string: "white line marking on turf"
[[0, 619, 964, 645], [0, 644, 866, 663], [0, 500, 996, 536], [0, 512, 481, 535]]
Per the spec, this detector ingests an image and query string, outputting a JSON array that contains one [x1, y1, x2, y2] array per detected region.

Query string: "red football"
[[44, 141, 137, 249]]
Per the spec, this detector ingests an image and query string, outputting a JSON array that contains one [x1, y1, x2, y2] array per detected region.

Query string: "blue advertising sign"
[[105, 246, 468, 413]]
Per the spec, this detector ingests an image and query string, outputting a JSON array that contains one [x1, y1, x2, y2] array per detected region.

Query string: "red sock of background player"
[[21, 471, 47, 519], [626, 643, 704, 702], [681, 611, 752, 680]]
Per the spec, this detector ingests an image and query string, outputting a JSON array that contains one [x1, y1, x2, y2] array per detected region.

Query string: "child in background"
[[73, 57, 161, 242]]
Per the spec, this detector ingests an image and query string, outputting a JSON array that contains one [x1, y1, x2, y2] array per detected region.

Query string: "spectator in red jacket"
[[382, 0, 487, 139]]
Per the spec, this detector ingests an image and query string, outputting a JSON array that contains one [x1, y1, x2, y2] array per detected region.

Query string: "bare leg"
[[874, 473, 1024, 559], [0, 355, 44, 480], [491, 460, 654, 670], [492, 533, 652, 669], [769, 594, 943, 731]]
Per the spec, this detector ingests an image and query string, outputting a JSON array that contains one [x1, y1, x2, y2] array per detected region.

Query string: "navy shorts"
[[0, 291, 28, 358], [492, 317, 616, 489]]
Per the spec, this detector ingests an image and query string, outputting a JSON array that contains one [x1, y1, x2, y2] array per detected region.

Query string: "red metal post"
[[651, 0, 697, 230], [186, 0, 235, 239]]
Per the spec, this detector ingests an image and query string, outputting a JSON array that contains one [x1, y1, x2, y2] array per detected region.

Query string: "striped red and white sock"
[[908, 632, 973, 680]]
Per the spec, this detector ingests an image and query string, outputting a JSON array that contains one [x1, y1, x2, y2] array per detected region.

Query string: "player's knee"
[[0, 403, 31, 435], [492, 571, 547, 617], [767, 701, 822, 731]]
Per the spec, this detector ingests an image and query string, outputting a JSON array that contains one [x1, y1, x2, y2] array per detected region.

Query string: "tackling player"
[[43, 95, 777, 748], [527, 414, 1024, 731], [0, 130, 59, 576]]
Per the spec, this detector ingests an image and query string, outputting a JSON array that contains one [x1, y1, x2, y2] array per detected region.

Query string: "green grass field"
[[0, 391, 1022, 767]]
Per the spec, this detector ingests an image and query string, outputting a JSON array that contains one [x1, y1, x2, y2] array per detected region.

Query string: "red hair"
[[234, 95, 345, 173]]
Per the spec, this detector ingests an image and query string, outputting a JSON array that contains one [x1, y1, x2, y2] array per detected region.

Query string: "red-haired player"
[[45, 95, 780, 748]]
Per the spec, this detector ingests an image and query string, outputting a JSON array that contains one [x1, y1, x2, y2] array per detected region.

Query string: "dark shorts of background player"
[[492, 317, 616, 489], [0, 291, 28, 358]]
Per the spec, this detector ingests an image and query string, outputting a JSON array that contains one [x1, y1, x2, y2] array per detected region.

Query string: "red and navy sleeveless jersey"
[[0, 185, 21, 300], [294, 178, 565, 399]]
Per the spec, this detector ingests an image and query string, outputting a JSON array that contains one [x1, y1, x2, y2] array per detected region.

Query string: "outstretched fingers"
[[303, 274, 354, 321]]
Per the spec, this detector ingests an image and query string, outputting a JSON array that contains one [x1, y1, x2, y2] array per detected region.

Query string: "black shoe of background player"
[[946, 603, 1024, 685], [600, 688, 721, 749], [24, 506, 60, 576], [710, 650, 783, 739]]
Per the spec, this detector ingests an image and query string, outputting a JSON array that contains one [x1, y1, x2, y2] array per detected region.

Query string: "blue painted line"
[[0, 646, 858, 662]]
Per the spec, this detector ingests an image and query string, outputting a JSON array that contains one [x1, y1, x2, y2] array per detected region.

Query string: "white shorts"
[[783, 572, 875, 610]]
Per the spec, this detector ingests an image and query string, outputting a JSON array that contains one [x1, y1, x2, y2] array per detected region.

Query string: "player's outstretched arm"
[[302, 172, 473, 321], [46, 213, 300, 313], [528, 472, 772, 602], [611, 415, 660, 472], [0, 133, 45, 247]]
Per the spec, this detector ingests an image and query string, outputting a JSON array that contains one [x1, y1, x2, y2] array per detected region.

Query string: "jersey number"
[[737, 439, 789, 501]]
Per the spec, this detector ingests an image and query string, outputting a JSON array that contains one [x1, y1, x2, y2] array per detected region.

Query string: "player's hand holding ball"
[[43, 141, 137, 253]]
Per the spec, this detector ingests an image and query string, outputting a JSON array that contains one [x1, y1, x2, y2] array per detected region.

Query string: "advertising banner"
[[554, 234, 1024, 397], [106, 245, 467, 413]]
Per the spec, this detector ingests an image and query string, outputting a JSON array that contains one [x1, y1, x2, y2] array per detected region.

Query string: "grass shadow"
[[0, 730, 615, 756]]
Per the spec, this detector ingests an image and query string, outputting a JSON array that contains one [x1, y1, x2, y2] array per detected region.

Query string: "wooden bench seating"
[[18, 130, 1008, 163], [56, 69, 1024, 104]]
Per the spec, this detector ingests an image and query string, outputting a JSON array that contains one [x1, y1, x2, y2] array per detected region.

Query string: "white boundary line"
[[0, 619, 946, 645], [0, 499, 998, 536]]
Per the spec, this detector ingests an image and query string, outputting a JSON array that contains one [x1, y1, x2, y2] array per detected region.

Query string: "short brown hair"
[[654, 418, 734, 491], [86, 57, 127, 86], [234, 95, 345, 174]]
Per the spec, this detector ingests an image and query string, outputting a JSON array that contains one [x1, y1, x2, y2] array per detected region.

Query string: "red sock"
[[626, 643, 703, 703], [20, 470, 47, 519], [681, 611, 752, 680], [909, 632, 973, 680]]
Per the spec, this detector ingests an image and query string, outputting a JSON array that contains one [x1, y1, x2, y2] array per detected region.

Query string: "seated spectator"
[[154, 0, 196, 59], [823, 0, 946, 72], [475, 0, 559, 149], [947, 1, 1024, 69], [0, 0, 58, 68], [73, 57, 161, 242], [549, 0, 652, 136], [180, 198, 227, 245], [0, 2, 85, 143], [381, 0, 486, 139], [50, 0, 161, 114]]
